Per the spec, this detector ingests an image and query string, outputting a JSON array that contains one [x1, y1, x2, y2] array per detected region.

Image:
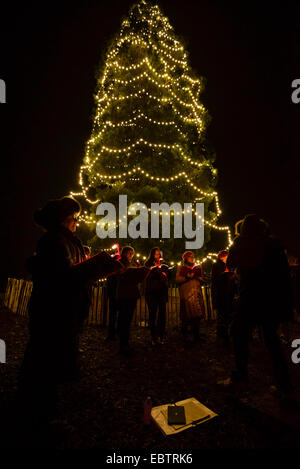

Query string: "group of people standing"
[[19, 196, 295, 425], [106, 245, 206, 355]]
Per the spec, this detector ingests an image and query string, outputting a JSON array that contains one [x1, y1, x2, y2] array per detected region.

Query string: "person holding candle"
[[116, 246, 150, 356], [144, 247, 170, 345], [176, 251, 205, 343], [211, 250, 235, 342]]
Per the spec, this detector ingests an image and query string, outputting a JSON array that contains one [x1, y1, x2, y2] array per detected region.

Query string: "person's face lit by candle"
[[84, 249, 90, 259], [186, 254, 195, 264], [126, 249, 134, 263], [61, 212, 79, 233], [154, 249, 161, 264], [220, 254, 228, 264]]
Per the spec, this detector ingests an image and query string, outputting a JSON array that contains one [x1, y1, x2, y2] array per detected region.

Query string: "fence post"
[[3, 278, 214, 330], [102, 283, 108, 327], [4, 278, 12, 307]]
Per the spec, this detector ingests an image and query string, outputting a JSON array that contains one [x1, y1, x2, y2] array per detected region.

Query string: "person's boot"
[[269, 385, 298, 408], [193, 325, 206, 343], [119, 343, 133, 356], [218, 377, 249, 395], [157, 336, 165, 345], [218, 368, 249, 394], [106, 333, 116, 341], [106, 326, 116, 340], [182, 324, 188, 341], [151, 336, 157, 346]]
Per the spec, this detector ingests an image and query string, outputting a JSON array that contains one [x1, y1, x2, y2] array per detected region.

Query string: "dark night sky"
[[0, 0, 299, 287]]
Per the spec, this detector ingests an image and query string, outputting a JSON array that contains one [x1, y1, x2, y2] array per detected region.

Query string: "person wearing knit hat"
[[19, 195, 122, 422], [182, 251, 194, 261], [176, 251, 205, 343], [33, 196, 81, 232]]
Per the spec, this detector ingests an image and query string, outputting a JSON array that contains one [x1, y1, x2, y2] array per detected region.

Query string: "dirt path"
[[1, 304, 300, 448]]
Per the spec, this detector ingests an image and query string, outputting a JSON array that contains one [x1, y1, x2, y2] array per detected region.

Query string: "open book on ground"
[[151, 397, 218, 436]]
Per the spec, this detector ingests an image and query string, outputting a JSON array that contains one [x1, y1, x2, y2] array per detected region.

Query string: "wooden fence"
[[3, 278, 215, 328]]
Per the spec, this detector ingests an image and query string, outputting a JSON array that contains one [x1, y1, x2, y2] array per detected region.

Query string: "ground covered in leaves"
[[1, 301, 300, 449]]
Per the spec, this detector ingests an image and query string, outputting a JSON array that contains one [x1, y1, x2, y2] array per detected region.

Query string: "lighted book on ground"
[[151, 397, 217, 436]]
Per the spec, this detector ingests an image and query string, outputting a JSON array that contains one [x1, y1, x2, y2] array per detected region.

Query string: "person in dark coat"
[[144, 247, 169, 345], [116, 246, 150, 356], [211, 251, 228, 307], [224, 214, 293, 396], [211, 250, 236, 342], [106, 269, 119, 340], [19, 196, 121, 422], [287, 254, 300, 321], [211, 250, 233, 340]]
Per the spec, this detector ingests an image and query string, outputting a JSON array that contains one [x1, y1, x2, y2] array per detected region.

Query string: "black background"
[[0, 0, 299, 287]]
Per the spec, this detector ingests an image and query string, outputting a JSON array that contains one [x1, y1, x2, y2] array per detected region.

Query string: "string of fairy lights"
[[94, 88, 204, 134], [108, 67, 204, 113], [97, 56, 204, 130], [86, 113, 186, 142], [69, 0, 232, 263], [84, 140, 213, 172]]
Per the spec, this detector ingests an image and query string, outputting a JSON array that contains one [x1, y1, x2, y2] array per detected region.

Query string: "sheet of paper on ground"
[[151, 397, 218, 436]]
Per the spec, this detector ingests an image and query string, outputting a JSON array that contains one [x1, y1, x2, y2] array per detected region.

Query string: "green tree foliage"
[[72, 0, 231, 262]]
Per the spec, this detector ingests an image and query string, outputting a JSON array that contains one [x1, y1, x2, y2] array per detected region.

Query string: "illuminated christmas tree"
[[70, 0, 232, 264]]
